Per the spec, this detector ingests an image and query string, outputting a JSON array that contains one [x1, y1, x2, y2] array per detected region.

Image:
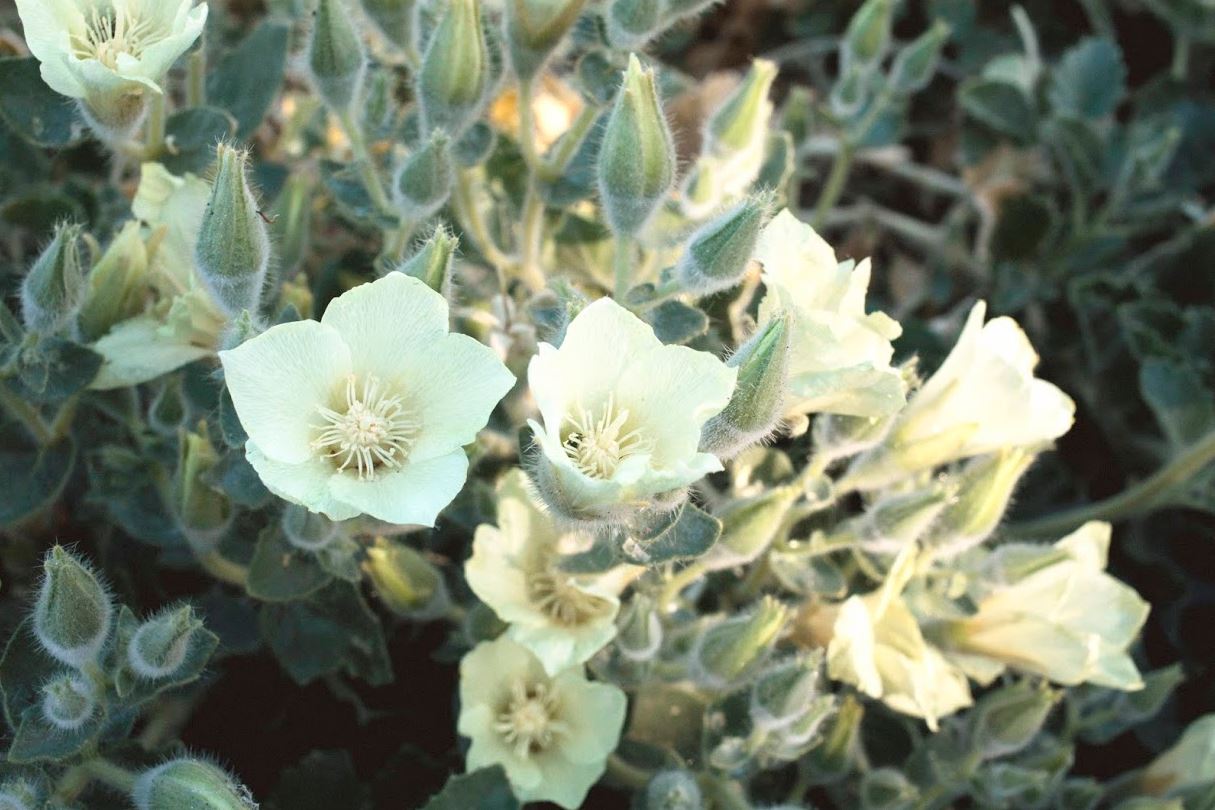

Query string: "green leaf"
[[1140, 358, 1215, 449], [8, 703, 106, 764], [0, 57, 83, 147], [960, 78, 1037, 141], [246, 526, 333, 602], [108, 606, 221, 707], [990, 194, 1057, 261], [261, 582, 393, 686], [420, 767, 519, 810], [0, 618, 60, 730], [647, 300, 709, 345], [623, 502, 722, 565], [0, 435, 76, 527], [1074, 664, 1184, 745], [161, 107, 236, 175], [8, 338, 102, 404], [320, 159, 396, 229], [1048, 38, 1126, 120], [270, 750, 372, 810], [207, 22, 291, 138]]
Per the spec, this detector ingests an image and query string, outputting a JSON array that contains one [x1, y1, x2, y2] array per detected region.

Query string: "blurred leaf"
[[270, 750, 372, 810], [109, 606, 221, 707], [207, 22, 291, 139], [0, 434, 76, 527], [0, 57, 83, 148], [0, 619, 60, 730], [647, 300, 708, 345], [960, 79, 1037, 141], [246, 526, 333, 603], [1140, 358, 1215, 449], [420, 767, 519, 810], [1048, 38, 1126, 120], [161, 107, 235, 175], [623, 502, 721, 565], [7, 338, 102, 404], [990, 194, 1057, 261]]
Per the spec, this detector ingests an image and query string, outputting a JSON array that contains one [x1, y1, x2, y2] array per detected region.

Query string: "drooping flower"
[[755, 209, 906, 420], [845, 301, 1074, 489], [15, 0, 208, 134], [941, 521, 1149, 691], [219, 273, 515, 525], [457, 637, 627, 809], [526, 297, 737, 522], [466, 470, 640, 674]]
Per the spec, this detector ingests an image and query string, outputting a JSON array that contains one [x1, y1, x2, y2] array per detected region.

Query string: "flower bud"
[[128, 605, 203, 679], [308, 0, 367, 112], [926, 449, 1034, 560], [678, 159, 721, 220], [703, 484, 798, 571], [397, 224, 458, 295], [505, 0, 586, 81], [860, 768, 918, 810], [812, 413, 892, 466], [829, 63, 869, 120], [706, 59, 778, 157], [605, 0, 662, 50], [361, 0, 418, 53], [643, 770, 702, 810], [700, 316, 790, 459], [807, 694, 863, 782], [889, 21, 950, 94], [195, 145, 271, 317], [842, 0, 894, 72], [970, 681, 1058, 760], [847, 483, 953, 555], [597, 54, 676, 236], [393, 131, 455, 223], [417, 0, 492, 136], [132, 759, 256, 810], [78, 221, 150, 340], [21, 222, 85, 336], [281, 503, 341, 551], [269, 174, 314, 280], [0, 779, 39, 810], [364, 537, 447, 617], [41, 672, 97, 730], [33, 546, 113, 669], [674, 195, 768, 296], [175, 425, 233, 547], [693, 596, 787, 687], [617, 593, 662, 662], [750, 652, 824, 731]]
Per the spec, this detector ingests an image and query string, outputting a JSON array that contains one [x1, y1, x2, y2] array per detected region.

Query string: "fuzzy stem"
[[186, 35, 207, 108], [659, 558, 709, 612], [517, 78, 549, 291], [82, 757, 138, 794], [453, 169, 517, 275], [613, 235, 634, 301], [811, 141, 854, 229], [196, 549, 250, 587], [0, 383, 53, 445], [539, 104, 598, 182], [338, 110, 394, 218], [145, 92, 167, 159]]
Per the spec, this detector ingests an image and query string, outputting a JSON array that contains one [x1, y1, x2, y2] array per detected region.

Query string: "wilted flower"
[[220, 273, 514, 525], [15, 0, 208, 135], [526, 297, 736, 522], [457, 637, 627, 809], [943, 521, 1149, 690], [466, 470, 639, 673], [755, 209, 906, 420]]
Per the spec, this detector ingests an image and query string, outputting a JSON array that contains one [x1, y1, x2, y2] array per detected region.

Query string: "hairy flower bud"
[[505, 0, 586, 80], [704, 484, 799, 571], [889, 21, 950, 94], [701, 316, 790, 459], [693, 596, 787, 687], [175, 425, 233, 547], [605, 0, 662, 50], [0, 779, 39, 810], [21, 222, 85, 336], [643, 770, 702, 810], [196, 145, 271, 317], [309, 0, 367, 112], [362, 0, 418, 53], [33, 546, 113, 669], [128, 605, 203, 679], [706, 59, 778, 157], [926, 448, 1034, 560], [970, 682, 1058, 760], [617, 594, 662, 662], [398, 224, 459, 294], [132, 760, 256, 810], [281, 503, 341, 551], [78, 221, 150, 340], [842, 0, 894, 72], [393, 131, 456, 223], [751, 652, 825, 731], [675, 195, 768, 296], [364, 537, 446, 617], [417, 0, 492, 136], [597, 54, 676, 236], [849, 484, 954, 555], [41, 672, 97, 730]]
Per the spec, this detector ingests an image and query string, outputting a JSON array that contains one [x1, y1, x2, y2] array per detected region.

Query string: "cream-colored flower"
[[826, 547, 972, 730], [219, 273, 515, 525], [756, 209, 906, 419], [943, 521, 1149, 690], [466, 470, 639, 674], [847, 301, 1074, 488], [457, 637, 627, 809], [527, 297, 737, 521], [1140, 714, 1215, 797], [15, 0, 207, 133]]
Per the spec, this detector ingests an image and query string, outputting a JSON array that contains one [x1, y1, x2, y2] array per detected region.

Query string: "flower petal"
[[328, 449, 469, 526], [89, 315, 211, 389], [245, 442, 361, 522], [553, 674, 627, 763]]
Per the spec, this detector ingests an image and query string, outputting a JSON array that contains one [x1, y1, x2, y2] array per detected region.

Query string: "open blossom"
[[466, 470, 640, 674], [942, 521, 1149, 691], [458, 637, 627, 809], [846, 301, 1075, 489], [15, 0, 207, 133], [527, 297, 737, 521], [755, 209, 906, 420], [219, 273, 515, 525]]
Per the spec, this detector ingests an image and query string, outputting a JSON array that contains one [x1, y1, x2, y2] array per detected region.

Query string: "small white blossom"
[[756, 209, 906, 419], [527, 297, 737, 521], [219, 273, 515, 525], [457, 637, 627, 809], [466, 470, 640, 674]]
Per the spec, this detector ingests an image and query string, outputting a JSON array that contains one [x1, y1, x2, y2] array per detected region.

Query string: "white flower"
[[826, 547, 972, 730], [527, 297, 737, 520], [943, 521, 1150, 691], [847, 301, 1074, 488], [755, 209, 906, 419], [16, 0, 207, 131], [457, 637, 627, 809], [466, 470, 640, 674], [219, 273, 515, 525]]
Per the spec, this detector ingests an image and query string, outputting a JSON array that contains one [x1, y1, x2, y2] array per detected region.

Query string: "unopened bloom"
[[457, 637, 627, 809], [527, 297, 736, 522], [466, 471, 638, 674], [756, 209, 906, 420], [220, 273, 514, 525], [943, 521, 1149, 690], [15, 0, 207, 135]]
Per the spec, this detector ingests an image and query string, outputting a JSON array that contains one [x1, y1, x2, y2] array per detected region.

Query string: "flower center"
[[493, 680, 567, 759], [71, 7, 160, 69], [562, 394, 653, 479], [311, 374, 420, 480], [526, 567, 612, 627]]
